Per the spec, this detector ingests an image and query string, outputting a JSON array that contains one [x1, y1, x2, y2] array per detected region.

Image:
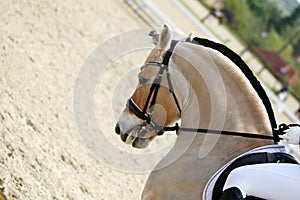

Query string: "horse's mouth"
[[121, 126, 152, 148], [125, 126, 142, 144]]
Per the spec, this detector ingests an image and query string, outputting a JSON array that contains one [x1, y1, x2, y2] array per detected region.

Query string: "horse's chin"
[[132, 138, 152, 149]]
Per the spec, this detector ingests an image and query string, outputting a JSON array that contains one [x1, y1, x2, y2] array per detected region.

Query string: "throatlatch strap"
[[166, 65, 182, 113], [163, 40, 179, 65]]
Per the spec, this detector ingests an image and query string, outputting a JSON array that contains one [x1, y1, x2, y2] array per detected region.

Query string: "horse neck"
[[170, 43, 274, 153]]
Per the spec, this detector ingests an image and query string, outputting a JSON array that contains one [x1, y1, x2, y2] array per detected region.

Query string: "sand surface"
[[0, 0, 169, 199]]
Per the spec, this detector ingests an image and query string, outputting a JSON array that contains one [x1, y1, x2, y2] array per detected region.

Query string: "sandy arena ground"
[[0, 0, 165, 199]]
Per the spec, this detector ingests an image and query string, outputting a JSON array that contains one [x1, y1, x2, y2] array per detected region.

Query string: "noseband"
[[127, 62, 181, 135]]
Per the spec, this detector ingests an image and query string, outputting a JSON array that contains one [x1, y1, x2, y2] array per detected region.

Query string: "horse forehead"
[[139, 65, 160, 77], [133, 81, 169, 96]]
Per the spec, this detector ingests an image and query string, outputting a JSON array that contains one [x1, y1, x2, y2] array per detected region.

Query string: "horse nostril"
[[121, 133, 128, 142], [115, 124, 121, 134]]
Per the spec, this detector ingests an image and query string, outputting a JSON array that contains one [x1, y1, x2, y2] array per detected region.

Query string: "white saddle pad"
[[202, 144, 286, 200]]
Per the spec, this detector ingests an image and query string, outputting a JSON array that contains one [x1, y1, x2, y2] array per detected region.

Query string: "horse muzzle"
[[115, 122, 153, 149]]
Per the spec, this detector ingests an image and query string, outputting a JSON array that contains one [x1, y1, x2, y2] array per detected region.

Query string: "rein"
[[163, 123, 288, 142]]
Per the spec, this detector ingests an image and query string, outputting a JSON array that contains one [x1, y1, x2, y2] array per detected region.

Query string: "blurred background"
[[204, 0, 300, 107]]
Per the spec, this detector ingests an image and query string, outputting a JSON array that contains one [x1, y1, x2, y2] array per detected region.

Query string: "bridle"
[[127, 61, 292, 143], [127, 61, 181, 135], [126, 40, 291, 143], [127, 62, 289, 142]]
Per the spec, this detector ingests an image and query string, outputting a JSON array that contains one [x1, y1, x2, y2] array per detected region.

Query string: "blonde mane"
[[206, 46, 273, 132], [170, 39, 275, 135]]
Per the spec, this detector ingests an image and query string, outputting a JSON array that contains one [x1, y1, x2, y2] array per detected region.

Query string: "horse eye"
[[139, 77, 150, 85]]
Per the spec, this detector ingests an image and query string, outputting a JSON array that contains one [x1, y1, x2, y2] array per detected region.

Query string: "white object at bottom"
[[223, 163, 300, 200]]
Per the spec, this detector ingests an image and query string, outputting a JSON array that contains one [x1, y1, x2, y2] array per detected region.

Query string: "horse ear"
[[156, 24, 172, 52]]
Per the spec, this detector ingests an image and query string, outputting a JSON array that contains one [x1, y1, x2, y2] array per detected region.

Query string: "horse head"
[[115, 24, 182, 148]]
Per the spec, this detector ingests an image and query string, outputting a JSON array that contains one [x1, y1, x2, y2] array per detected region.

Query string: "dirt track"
[[0, 0, 158, 199]]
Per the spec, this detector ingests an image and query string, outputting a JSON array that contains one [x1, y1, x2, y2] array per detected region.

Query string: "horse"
[[115, 24, 283, 199]]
